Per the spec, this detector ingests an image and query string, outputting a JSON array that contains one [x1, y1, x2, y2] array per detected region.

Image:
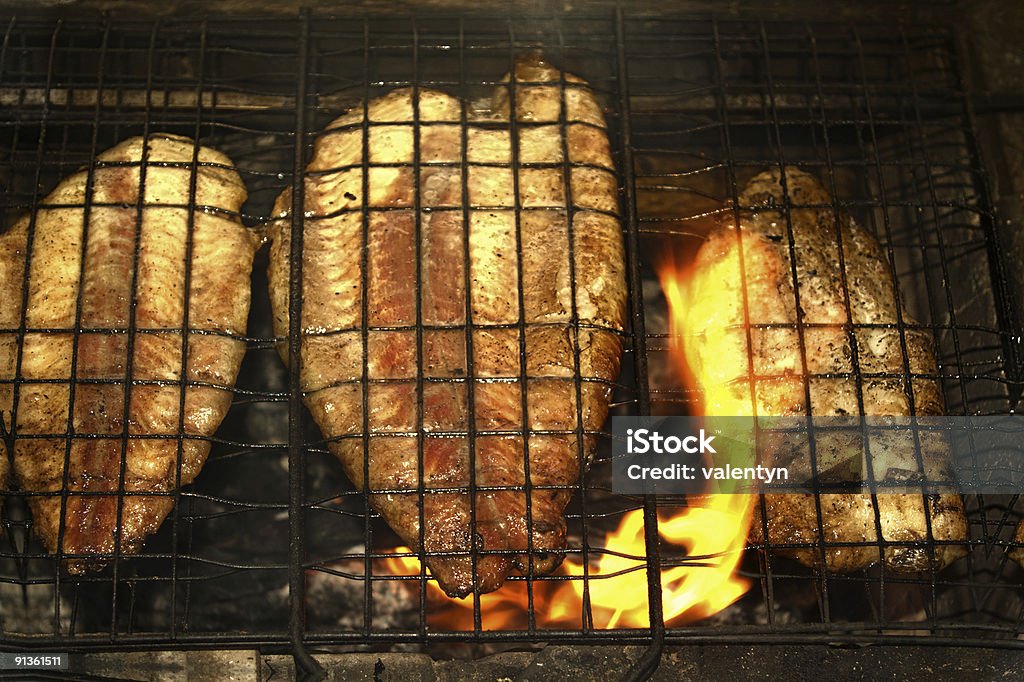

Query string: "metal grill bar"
[[756, 19, 838, 621], [555, 13, 600, 635], [952, 41, 1024, 412], [0, 10, 1021, 670], [168, 16, 207, 640], [851, 27, 933, 626], [50, 17, 110, 641], [615, 9, 663, 678], [805, 24, 880, 600], [710, 16, 780, 631], [285, 9, 322, 680], [358, 16, 375, 640], [504, 18, 535, 634]]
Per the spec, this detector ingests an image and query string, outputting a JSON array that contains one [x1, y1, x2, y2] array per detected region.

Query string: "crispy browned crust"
[[268, 55, 626, 597], [0, 133, 257, 572], [686, 167, 966, 573]]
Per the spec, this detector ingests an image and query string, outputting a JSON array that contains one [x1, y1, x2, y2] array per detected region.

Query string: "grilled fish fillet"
[[683, 167, 966, 573], [0, 133, 256, 572], [268, 55, 626, 597]]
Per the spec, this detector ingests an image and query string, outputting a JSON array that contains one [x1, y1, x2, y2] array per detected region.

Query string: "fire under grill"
[[1, 8, 1023, 679]]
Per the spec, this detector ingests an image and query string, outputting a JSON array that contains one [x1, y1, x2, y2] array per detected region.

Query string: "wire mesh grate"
[[0, 10, 1021, 661]]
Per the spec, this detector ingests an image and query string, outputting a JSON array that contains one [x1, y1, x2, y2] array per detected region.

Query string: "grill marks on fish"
[[1, 134, 257, 570], [269, 55, 626, 597]]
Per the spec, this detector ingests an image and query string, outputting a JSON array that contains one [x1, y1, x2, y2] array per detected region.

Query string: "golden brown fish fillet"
[[682, 167, 966, 573], [268, 55, 626, 597], [0, 133, 256, 572]]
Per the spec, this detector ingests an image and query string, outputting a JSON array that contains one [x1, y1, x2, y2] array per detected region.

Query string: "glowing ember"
[[379, 245, 756, 629]]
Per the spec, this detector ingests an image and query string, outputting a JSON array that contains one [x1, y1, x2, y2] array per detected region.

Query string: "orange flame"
[[381, 245, 754, 629], [656, 253, 754, 621]]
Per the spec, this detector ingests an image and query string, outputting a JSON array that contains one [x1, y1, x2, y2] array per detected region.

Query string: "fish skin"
[[268, 55, 626, 597], [0, 133, 257, 572]]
